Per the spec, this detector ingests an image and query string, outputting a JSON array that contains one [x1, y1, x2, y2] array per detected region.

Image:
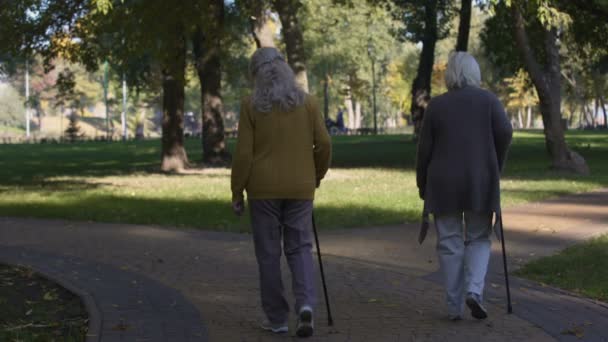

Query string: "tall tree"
[[391, 0, 453, 138], [482, 0, 607, 172], [509, 1, 588, 173], [160, 32, 189, 172], [410, 0, 437, 138], [272, 0, 309, 91], [455, 0, 472, 51], [193, 0, 231, 167]]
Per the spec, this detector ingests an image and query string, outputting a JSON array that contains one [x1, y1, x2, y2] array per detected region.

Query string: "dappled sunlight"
[[0, 132, 607, 231], [501, 178, 605, 206]]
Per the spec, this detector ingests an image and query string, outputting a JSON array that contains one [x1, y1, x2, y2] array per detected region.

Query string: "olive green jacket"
[[231, 94, 332, 202]]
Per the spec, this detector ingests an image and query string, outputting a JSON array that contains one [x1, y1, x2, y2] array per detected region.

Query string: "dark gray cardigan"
[[416, 86, 513, 217]]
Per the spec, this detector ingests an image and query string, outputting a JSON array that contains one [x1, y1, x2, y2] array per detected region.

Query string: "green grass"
[[0, 125, 25, 135], [0, 264, 87, 342], [515, 234, 608, 302], [0, 131, 607, 232]]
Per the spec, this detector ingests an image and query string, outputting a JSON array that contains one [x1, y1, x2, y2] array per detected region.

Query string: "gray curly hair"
[[249, 47, 306, 113]]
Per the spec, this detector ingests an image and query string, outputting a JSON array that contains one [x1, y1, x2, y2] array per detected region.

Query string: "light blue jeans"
[[435, 212, 492, 316]]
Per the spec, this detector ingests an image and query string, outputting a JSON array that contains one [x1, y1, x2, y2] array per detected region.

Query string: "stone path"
[[0, 189, 607, 341]]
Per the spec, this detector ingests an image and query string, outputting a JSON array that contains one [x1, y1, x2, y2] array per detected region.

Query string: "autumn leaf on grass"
[[43, 290, 58, 301]]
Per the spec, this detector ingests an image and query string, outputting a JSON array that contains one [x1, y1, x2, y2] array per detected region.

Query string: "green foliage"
[[390, 0, 456, 43], [64, 114, 83, 142], [481, 3, 542, 78], [303, 0, 404, 119], [384, 53, 416, 115], [504, 68, 538, 109], [482, 0, 607, 131], [92, 0, 114, 14], [0, 84, 25, 128]]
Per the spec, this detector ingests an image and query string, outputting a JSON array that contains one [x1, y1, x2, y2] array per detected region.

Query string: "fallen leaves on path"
[[561, 324, 586, 339]]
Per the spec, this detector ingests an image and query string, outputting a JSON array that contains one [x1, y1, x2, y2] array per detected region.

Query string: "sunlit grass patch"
[[516, 234, 608, 303], [0, 131, 606, 231]]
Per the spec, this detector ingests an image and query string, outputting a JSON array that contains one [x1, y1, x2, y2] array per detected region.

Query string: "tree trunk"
[[456, 0, 472, 51], [354, 101, 362, 129], [582, 100, 591, 127], [345, 90, 355, 130], [37, 108, 42, 131], [511, 4, 589, 174], [526, 106, 532, 128], [323, 73, 329, 121], [411, 0, 438, 139], [602, 98, 608, 129], [273, 0, 308, 92], [161, 35, 189, 172], [595, 98, 600, 127], [592, 72, 608, 128], [193, 2, 231, 167], [517, 108, 523, 128], [578, 102, 584, 128], [567, 101, 576, 127]]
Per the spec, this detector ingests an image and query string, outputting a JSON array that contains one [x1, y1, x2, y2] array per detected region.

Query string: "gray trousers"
[[435, 212, 492, 315], [249, 199, 316, 324]]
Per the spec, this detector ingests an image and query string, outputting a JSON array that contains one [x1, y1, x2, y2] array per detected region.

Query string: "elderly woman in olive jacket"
[[416, 52, 513, 320], [231, 47, 331, 337]]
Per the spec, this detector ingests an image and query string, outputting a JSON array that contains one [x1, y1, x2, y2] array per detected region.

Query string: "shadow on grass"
[[0, 132, 607, 232], [0, 190, 421, 233], [2, 132, 607, 182]]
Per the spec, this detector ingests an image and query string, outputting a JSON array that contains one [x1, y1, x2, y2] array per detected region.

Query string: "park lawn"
[[0, 131, 606, 232], [0, 125, 25, 135], [515, 234, 608, 303], [0, 264, 88, 342]]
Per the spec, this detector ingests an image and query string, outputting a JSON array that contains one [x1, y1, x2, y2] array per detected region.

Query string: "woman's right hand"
[[232, 200, 245, 216]]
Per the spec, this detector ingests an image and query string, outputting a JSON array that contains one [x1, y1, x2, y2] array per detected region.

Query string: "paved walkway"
[[0, 189, 607, 341]]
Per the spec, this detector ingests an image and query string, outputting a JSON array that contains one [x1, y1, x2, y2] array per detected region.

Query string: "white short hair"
[[444, 51, 481, 90]]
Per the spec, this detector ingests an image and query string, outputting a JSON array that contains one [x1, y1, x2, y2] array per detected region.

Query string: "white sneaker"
[[296, 306, 314, 338], [260, 319, 288, 334]]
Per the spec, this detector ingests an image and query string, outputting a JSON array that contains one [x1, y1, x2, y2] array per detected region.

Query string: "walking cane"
[[497, 214, 513, 314], [312, 212, 334, 326]]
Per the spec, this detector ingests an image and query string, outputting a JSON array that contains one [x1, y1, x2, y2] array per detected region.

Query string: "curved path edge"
[[0, 251, 102, 342], [0, 246, 207, 342]]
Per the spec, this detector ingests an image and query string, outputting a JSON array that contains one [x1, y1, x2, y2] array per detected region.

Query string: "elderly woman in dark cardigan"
[[416, 52, 513, 321]]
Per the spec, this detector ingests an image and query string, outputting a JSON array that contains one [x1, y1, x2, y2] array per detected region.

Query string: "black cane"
[[499, 214, 513, 314], [312, 213, 334, 326]]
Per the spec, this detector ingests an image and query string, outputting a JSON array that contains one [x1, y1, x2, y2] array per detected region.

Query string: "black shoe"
[[466, 293, 488, 320], [296, 306, 314, 338]]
